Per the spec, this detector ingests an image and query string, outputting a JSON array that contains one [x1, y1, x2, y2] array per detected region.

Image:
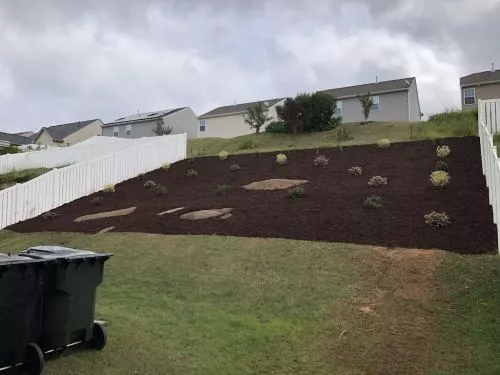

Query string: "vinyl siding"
[[64, 120, 102, 146], [461, 82, 500, 109], [408, 80, 421, 121], [340, 91, 410, 123], [35, 130, 63, 147]]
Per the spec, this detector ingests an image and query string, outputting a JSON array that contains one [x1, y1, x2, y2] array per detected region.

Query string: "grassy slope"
[[188, 112, 478, 157], [0, 168, 51, 190], [1, 231, 499, 375]]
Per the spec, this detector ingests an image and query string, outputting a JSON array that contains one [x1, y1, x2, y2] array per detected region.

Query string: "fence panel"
[[0, 134, 186, 229]]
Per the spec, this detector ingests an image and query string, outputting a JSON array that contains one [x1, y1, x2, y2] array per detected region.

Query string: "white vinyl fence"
[[0, 134, 186, 230], [478, 99, 500, 252], [0, 135, 173, 174]]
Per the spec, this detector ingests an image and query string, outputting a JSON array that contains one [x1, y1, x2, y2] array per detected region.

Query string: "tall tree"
[[244, 103, 272, 134], [153, 120, 172, 136], [358, 93, 373, 124], [276, 98, 303, 138]]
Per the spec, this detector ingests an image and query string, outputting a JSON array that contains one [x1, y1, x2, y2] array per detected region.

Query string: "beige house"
[[34, 119, 103, 146], [198, 98, 285, 138], [460, 68, 500, 109]]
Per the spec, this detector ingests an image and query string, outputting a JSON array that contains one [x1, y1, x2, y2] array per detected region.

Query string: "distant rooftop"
[[320, 77, 416, 99], [39, 119, 100, 141], [0, 131, 32, 146], [104, 108, 186, 127], [460, 70, 500, 87], [199, 98, 284, 119]]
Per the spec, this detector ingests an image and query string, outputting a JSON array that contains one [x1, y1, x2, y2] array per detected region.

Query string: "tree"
[[244, 103, 272, 134], [358, 93, 374, 124], [275, 97, 303, 137], [153, 120, 172, 136]]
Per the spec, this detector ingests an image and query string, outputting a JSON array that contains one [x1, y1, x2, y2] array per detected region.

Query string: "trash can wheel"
[[89, 322, 107, 350], [25, 343, 45, 375]]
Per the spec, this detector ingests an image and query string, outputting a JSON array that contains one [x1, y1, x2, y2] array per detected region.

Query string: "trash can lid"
[[19, 246, 112, 261], [0, 252, 43, 265]]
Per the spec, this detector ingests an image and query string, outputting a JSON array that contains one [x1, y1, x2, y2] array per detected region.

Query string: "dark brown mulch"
[[9, 137, 497, 255]]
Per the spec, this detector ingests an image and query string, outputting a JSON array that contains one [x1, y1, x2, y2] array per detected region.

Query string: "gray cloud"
[[0, 0, 499, 132]]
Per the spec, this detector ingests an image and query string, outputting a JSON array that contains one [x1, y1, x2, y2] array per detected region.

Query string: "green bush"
[[238, 139, 257, 150], [288, 187, 305, 199], [368, 176, 388, 187], [336, 126, 352, 142], [103, 184, 115, 193], [219, 151, 229, 160], [144, 180, 157, 188], [265, 121, 287, 133], [430, 170, 450, 189], [377, 139, 391, 148], [216, 184, 230, 195], [424, 211, 450, 227], [0, 146, 21, 155], [435, 160, 449, 172], [363, 195, 383, 209]]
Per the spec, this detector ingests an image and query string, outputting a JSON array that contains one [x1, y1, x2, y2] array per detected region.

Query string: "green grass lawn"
[[188, 111, 477, 157], [0, 168, 51, 190], [0, 231, 498, 375]]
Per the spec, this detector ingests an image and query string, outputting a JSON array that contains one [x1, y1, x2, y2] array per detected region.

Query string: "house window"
[[371, 96, 380, 111], [113, 126, 119, 137], [464, 88, 476, 105], [334, 100, 343, 116], [126, 125, 132, 136], [199, 120, 206, 132]]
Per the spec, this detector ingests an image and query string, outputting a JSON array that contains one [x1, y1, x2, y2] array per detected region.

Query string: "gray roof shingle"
[[0, 131, 32, 146], [320, 77, 415, 99], [38, 119, 99, 141], [103, 108, 186, 127], [199, 98, 284, 119], [460, 70, 500, 87]]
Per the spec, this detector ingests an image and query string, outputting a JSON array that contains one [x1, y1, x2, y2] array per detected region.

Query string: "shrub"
[[363, 195, 383, 209], [238, 138, 257, 150], [216, 184, 230, 195], [187, 169, 198, 177], [276, 153, 287, 165], [313, 155, 329, 167], [337, 126, 352, 141], [377, 139, 391, 148], [229, 164, 241, 172], [424, 211, 450, 228], [265, 121, 287, 133], [348, 166, 363, 176], [436, 145, 451, 158], [90, 196, 103, 206], [288, 187, 305, 199], [435, 160, 449, 172], [154, 184, 168, 196], [161, 162, 170, 170], [42, 211, 57, 220], [219, 151, 229, 160], [103, 184, 115, 193], [144, 180, 157, 188], [368, 176, 388, 187], [430, 171, 450, 189]]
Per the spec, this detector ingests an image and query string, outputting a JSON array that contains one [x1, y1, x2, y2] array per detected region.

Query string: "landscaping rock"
[[243, 179, 309, 191], [97, 226, 115, 234], [180, 208, 233, 221], [220, 213, 232, 220], [74, 207, 136, 223], [157, 207, 185, 216]]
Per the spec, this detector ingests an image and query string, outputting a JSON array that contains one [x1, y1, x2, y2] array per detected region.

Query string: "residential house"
[[197, 98, 285, 138], [0, 132, 32, 147], [34, 119, 103, 146], [102, 108, 198, 139], [460, 68, 500, 109], [320, 77, 422, 123]]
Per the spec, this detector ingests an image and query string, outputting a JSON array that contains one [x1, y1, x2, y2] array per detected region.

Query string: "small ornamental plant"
[[137, 173, 146, 180], [424, 211, 450, 228], [229, 164, 241, 172], [313, 155, 329, 167], [103, 184, 115, 193], [276, 153, 287, 165], [219, 151, 229, 160], [430, 171, 450, 189], [377, 139, 391, 149], [348, 166, 363, 176], [288, 187, 305, 199], [90, 196, 103, 206], [161, 162, 170, 170], [154, 184, 168, 196], [435, 160, 449, 172], [363, 195, 383, 209], [436, 145, 451, 158], [144, 180, 157, 189], [187, 169, 198, 177], [216, 184, 230, 195], [368, 176, 388, 187]]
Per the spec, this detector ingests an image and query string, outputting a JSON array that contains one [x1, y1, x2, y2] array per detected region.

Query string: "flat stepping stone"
[[180, 208, 232, 221], [243, 179, 309, 191], [157, 207, 185, 216], [97, 226, 115, 234], [220, 213, 233, 220], [74, 207, 136, 223]]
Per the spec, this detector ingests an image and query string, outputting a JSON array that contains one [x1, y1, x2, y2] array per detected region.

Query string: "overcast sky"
[[1, 0, 499, 132]]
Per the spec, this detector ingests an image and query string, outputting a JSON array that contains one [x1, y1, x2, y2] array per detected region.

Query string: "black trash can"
[[18, 246, 112, 353], [0, 253, 45, 375]]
